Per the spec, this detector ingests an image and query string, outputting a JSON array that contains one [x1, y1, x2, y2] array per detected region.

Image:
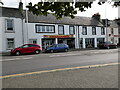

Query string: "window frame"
[[82, 26, 87, 35], [69, 26, 75, 35], [5, 19, 14, 32], [92, 27, 96, 35], [101, 27, 105, 35], [36, 25, 55, 33], [6, 38, 15, 50], [29, 39, 37, 44], [58, 25, 64, 35]]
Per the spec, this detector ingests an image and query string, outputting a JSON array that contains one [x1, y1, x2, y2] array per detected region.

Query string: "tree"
[[0, 1, 4, 5], [26, 1, 119, 19]]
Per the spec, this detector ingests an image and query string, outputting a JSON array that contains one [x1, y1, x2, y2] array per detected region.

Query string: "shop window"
[[36, 25, 55, 33], [7, 38, 14, 49], [5, 19, 14, 32], [101, 27, 105, 35], [82, 26, 87, 35], [58, 25, 64, 35], [69, 26, 75, 35], [119, 29, 120, 34], [92, 27, 96, 35]]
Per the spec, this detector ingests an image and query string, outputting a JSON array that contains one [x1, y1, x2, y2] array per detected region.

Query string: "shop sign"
[[44, 35, 74, 38], [114, 35, 119, 37]]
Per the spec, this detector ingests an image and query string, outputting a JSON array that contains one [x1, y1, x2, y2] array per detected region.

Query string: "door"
[[85, 38, 94, 48], [79, 38, 83, 48]]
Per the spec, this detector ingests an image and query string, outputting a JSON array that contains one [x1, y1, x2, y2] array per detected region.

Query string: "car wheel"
[[64, 49, 68, 52], [15, 51, 21, 56], [35, 50, 40, 54], [50, 50, 54, 53]]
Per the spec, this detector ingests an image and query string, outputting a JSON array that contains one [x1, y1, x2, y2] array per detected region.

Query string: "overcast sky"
[[1, 0, 118, 20]]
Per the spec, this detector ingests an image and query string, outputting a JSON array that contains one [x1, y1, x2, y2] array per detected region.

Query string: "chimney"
[[92, 13, 101, 21], [19, 0, 23, 11], [18, 0, 24, 19]]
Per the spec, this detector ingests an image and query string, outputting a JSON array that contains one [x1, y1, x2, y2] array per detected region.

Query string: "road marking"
[[0, 62, 119, 79], [0, 57, 33, 62], [49, 53, 81, 57]]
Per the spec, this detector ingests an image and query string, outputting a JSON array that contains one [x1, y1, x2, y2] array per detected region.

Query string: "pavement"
[[0, 48, 119, 56], [2, 64, 118, 88]]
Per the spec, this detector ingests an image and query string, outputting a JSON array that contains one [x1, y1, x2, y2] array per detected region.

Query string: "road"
[[2, 49, 118, 76]]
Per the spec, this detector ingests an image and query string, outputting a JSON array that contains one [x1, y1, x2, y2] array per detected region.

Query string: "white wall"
[[78, 26, 106, 48], [27, 23, 106, 49], [26, 23, 74, 47], [0, 18, 2, 53], [1, 17, 23, 52]]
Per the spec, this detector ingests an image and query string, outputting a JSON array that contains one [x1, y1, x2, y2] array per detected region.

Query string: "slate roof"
[[1, 7, 103, 26], [1, 7, 23, 18], [110, 21, 118, 28]]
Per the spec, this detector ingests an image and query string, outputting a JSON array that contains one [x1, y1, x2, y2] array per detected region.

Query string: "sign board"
[[44, 35, 74, 38]]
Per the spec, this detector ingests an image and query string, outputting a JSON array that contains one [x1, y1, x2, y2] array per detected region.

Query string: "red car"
[[98, 42, 117, 49], [10, 44, 42, 55]]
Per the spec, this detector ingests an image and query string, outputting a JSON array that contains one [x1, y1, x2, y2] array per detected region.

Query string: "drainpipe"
[[19, 0, 24, 44], [105, 3, 108, 42]]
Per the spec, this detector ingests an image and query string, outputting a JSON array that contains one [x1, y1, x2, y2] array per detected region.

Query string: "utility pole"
[[25, 0, 29, 44]]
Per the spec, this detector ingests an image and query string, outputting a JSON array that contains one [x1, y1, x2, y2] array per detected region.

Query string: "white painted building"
[[0, 7, 24, 52], [0, 7, 106, 52], [26, 12, 106, 49], [107, 20, 119, 45]]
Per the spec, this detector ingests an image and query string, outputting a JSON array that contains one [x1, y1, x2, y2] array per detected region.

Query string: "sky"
[[1, 0, 119, 20]]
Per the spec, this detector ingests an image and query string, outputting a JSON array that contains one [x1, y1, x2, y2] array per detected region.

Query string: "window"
[[36, 25, 55, 33], [111, 28, 114, 34], [7, 38, 14, 49], [29, 39, 37, 44], [92, 27, 96, 35], [22, 45, 29, 48], [5, 19, 14, 31], [101, 27, 105, 35], [118, 29, 120, 34], [58, 25, 64, 35], [69, 26, 75, 35], [82, 26, 87, 35]]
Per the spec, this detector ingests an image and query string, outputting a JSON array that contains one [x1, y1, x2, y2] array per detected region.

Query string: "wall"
[[1, 17, 23, 52], [26, 23, 75, 48], [78, 26, 106, 48]]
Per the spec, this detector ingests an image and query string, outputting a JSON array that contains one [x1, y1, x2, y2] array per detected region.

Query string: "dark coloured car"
[[98, 42, 117, 49], [45, 43, 69, 53], [10, 44, 42, 55]]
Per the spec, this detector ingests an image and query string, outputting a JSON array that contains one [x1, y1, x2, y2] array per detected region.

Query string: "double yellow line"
[[0, 62, 119, 79]]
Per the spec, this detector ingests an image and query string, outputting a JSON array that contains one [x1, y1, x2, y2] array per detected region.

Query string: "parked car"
[[10, 44, 42, 55], [45, 43, 69, 53], [98, 42, 117, 49]]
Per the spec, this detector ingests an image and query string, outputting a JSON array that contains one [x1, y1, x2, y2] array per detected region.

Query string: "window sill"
[[5, 31, 15, 33]]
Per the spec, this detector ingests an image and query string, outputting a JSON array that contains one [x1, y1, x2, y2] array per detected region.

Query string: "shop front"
[[42, 35, 75, 49]]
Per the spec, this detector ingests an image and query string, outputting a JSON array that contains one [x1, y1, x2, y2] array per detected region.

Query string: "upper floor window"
[[69, 26, 75, 35], [111, 28, 114, 34], [101, 27, 105, 35], [36, 25, 55, 33], [82, 26, 87, 35], [5, 19, 14, 31], [92, 27, 96, 35], [58, 25, 64, 35]]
